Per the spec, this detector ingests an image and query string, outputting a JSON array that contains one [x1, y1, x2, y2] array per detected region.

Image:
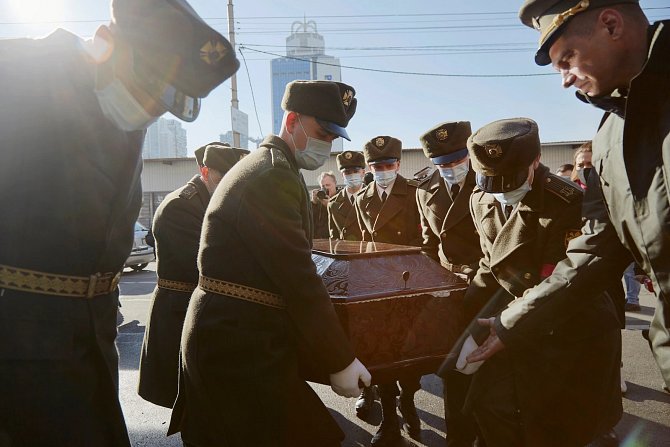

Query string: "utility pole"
[[227, 0, 240, 147]]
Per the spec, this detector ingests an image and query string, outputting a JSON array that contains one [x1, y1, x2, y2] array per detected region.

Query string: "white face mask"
[[374, 170, 397, 188], [438, 159, 469, 185], [577, 167, 592, 185], [291, 117, 333, 170], [491, 180, 532, 206], [344, 173, 363, 189], [96, 77, 159, 132]]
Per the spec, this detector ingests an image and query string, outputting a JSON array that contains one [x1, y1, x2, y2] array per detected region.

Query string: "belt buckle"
[[86, 273, 100, 298], [110, 272, 121, 292]]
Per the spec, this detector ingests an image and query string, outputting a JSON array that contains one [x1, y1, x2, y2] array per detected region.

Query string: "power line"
[[239, 42, 535, 50], [238, 47, 264, 137], [0, 7, 665, 25], [239, 46, 557, 78]]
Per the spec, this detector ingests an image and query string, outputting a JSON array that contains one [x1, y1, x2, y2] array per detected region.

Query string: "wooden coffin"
[[303, 239, 468, 384]]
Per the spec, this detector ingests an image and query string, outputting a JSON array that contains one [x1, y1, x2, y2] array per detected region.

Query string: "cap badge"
[[344, 152, 353, 160], [435, 129, 449, 141], [375, 137, 385, 148], [485, 144, 503, 158], [342, 90, 353, 107], [200, 40, 228, 66]]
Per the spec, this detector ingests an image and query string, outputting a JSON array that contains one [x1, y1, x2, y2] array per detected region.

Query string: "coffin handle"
[[402, 271, 410, 289]]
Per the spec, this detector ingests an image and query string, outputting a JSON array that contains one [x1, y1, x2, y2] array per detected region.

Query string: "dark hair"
[[557, 163, 574, 175]]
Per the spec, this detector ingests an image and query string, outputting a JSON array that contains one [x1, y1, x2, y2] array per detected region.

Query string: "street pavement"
[[117, 263, 670, 446]]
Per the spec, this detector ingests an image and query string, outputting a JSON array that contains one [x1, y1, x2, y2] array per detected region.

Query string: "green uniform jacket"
[[415, 167, 481, 275], [0, 30, 141, 446], [467, 165, 622, 445], [493, 21, 670, 387], [312, 200, 330, 239], [138, 175, 209, 408], [328, 188, 363, 240], [355, 175, 422, 246], [171, 136, 356, 447]]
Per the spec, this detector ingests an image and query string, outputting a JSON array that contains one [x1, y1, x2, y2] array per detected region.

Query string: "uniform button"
[[397, 231, 402, 236], [373, 231, 378, 237], [343, 228, 347, 233], [523, 273, 532, 280], [441, 234, 447, 239], [546, 178, 551, 183]]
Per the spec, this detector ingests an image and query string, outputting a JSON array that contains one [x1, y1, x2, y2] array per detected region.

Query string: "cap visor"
[[431, 149, 468, 165], [161, 88, 201, 122], [316, 119, 350, 141], [369, 158, 398, 166], [534, 48, 552, 66], [476, 170, 529, 193]]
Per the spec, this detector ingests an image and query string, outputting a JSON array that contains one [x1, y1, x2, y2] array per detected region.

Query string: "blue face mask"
[[491, 180, 532, 206], [291, 117, 333, 171], [374, 170, 397, 188], [438, 159, 469, 185], [344, 173, 363, 189]]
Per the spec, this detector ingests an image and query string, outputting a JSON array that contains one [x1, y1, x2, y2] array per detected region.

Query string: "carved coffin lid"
[[311, 239, 467, 302]]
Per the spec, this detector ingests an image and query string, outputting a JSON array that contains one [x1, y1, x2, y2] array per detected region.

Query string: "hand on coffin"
[[466, 317, 506, 363], [455, 335, 485, 375], [330, 358, 371, 398]]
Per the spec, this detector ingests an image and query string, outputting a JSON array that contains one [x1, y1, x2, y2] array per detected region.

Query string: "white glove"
[[329, 358, 372, 398], [455, 335, 485, 375]]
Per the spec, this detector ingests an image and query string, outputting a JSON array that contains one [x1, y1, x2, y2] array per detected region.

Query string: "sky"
[[0, 0, 668, 155]]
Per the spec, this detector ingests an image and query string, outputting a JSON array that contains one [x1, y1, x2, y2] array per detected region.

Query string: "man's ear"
[[90, 25, 115, 64], [285, 112, 298, 134], [532, 153, 541, 169], [599, 9, 624, 40]]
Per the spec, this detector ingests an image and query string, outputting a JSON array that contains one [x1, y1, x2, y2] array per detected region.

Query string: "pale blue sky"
[[1, 0, 668, 153]]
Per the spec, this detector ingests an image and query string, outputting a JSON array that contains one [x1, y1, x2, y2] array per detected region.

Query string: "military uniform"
[[328, 190, 362, 240], [329, 151, 366, 241], [463, 118, 622, 447], [0, 1, 237, 445], [355, 137, 421, 247], [138, 144, 247, 408], [170, 81, 359, 447], [312, 200, 331, 239], [356, 136, 423, 446], [416, 122, 481, 276], [417, 122, 484, 447], [508, 0, 670, 391]]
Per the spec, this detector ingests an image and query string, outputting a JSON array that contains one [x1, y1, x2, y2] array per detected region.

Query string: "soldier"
[[138, 143, 248, 408], [170, 80, 371, 447], [416, 122, 484, 447], [356, 136, 422, 247], [328, 151, 366, 241], [355, 136, 422, 446], [0, 0, 237, 445], [458, 118, 621, 447], [468, 0, 670, 399]]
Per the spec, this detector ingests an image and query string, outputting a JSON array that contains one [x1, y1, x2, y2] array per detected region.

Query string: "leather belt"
[[0, 264, 121, 298], [199, 275, 286, 309], [157, 278, 197, 293]]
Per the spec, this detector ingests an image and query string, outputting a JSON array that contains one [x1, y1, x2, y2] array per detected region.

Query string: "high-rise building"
[[220, 131, 250, 149], [142, 118, 188, 159], [271, 19, 343, 152]]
